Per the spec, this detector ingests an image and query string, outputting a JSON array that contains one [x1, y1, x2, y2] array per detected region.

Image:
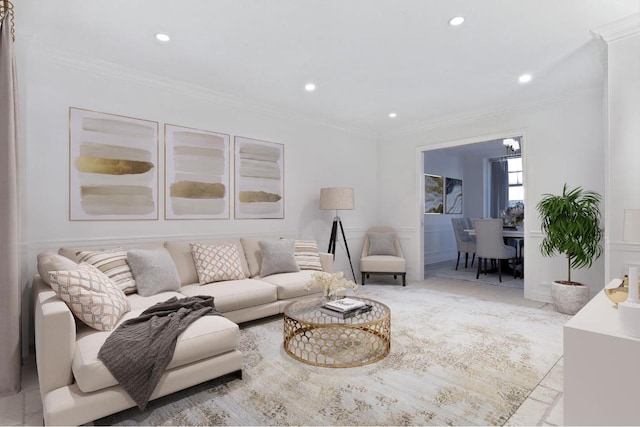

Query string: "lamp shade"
[[319, 187, 354, 210], [624, 209, 640, 242]]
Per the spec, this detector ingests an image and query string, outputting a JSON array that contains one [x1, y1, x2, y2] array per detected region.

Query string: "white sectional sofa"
[[33, 238, 332, 426]]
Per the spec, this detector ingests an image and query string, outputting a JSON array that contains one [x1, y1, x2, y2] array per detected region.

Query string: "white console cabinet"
[[564, 284, 640, 425]]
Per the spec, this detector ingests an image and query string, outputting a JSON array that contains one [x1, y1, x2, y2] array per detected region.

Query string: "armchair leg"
[[464, 252, 469, 268], [402, 274, 406, 286], [455, 252, 461, 270], [361, 272, 366, 286], [476, 257, 482, 279]]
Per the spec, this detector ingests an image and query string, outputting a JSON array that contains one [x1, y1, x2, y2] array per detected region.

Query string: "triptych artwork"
[[69, 107, 284, 221]]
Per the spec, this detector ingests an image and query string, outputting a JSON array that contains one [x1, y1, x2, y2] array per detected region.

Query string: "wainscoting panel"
[[424, 224, 457, 265]]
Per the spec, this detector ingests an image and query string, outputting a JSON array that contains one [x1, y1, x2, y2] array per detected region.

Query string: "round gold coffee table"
[[283, 296, 391, 368]]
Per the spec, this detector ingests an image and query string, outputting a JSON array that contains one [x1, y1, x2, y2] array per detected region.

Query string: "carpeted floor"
[[95, 280, 567, 426]]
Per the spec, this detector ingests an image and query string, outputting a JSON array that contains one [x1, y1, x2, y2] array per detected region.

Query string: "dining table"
[[465, 227, 524, 238]]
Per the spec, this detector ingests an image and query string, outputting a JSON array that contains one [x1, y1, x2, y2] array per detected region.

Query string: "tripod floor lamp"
[[320, 187, 357, 283]]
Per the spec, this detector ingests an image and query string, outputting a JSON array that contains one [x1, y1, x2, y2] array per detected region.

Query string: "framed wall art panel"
[[424, 174, 443, 214], [234, 136, 284, 219], [69, 107, 159, 220], [445, 177, 463, 214], [165, 124, 230, 219]]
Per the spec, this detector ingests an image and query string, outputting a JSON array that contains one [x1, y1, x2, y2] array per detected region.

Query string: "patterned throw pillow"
[[76, 249, 137, 294], [48, 263, 131, 331], [190, 242, 246, 284], [293, 240, 323, 271]]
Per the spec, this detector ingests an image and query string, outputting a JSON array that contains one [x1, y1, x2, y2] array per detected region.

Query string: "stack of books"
[[321, 297, 372, 319]]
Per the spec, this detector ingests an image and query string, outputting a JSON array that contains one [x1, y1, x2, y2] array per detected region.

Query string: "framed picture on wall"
[[424, 174, 443, 214], [164, 124, 230, 219], [445, 177, 463, 214], [234, 136, 284, 219], [69, 107, 159, 220]]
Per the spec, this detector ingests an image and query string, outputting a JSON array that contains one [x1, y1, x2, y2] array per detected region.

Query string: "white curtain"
[[0, 11, 21, 395]]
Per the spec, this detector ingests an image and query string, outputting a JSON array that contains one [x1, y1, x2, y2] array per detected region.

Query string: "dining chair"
[[451, 218, 475, 270], [473, 219, 517, 282]]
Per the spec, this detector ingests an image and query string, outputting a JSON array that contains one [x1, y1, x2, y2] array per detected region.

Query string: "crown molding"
[[383, 85, 603, 138], [591, 13, 640, 43], [31, 46, 376, 139]]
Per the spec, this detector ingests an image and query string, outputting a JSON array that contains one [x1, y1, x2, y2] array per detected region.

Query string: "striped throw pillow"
[[294, 240, 323, 271], [76, 249, 137, 294]]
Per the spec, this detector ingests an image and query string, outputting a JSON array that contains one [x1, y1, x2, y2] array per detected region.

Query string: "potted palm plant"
[[537, 184, 603, 314]]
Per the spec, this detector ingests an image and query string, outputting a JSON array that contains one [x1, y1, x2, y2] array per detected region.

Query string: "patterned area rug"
[[95, 282, 567, 426]]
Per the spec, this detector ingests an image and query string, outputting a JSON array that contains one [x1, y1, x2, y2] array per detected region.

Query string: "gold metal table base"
[[283, 297, 391, 368]]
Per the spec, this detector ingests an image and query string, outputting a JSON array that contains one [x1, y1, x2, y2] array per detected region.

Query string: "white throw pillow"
[[37, 251, 79, 286], [127, 247, 182, 297], [190, 242, 246, 284], [48, 263, 130, 331], [76, 249, 137, 294]]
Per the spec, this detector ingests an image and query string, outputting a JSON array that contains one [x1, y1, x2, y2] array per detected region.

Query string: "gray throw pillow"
[[259, 239, 300, 277], [127, 247, 181, 297], [368, 232, 397, 256]]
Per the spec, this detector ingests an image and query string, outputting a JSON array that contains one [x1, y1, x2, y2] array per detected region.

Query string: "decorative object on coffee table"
[[283, 296, 390, 367], [319, 187, 357, 282], [305, 271, 357, 302]]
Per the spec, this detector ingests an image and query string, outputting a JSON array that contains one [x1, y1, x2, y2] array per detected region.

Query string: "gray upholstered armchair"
[[360, 226, 406, 286]]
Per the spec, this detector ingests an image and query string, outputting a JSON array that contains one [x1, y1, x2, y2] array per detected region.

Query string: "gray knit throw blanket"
[[98, 295, 221, 410]]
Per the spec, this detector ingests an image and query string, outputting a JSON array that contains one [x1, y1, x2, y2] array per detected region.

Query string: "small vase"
[[323, 292, 337, 303]]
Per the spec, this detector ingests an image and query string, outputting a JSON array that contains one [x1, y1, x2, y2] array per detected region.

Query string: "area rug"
[[94, 281, 568, 426]]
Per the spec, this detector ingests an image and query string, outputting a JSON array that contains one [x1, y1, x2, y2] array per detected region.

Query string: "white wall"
[[422, 151, 463, 265], [18, 46, 379, 351], [461, 143, 506, 220], [378, 89, 606, 302], [598, 17, 640, 281]]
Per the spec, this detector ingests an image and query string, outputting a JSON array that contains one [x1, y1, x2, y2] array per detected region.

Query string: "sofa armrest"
[[33, 276, 76, 395], [319, 252, 333, 273]]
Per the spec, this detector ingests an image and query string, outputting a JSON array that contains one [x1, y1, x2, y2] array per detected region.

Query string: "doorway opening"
[[419, 134, 526, 288]]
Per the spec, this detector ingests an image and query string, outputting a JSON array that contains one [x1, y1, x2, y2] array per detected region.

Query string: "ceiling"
[[15, 0, 640, 133]]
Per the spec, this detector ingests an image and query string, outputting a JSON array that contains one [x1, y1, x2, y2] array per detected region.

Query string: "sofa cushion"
[[126, 291, 186, 311], [259, 270, 324, 299], [293, 240, 323, 271], [72, 310, 239, 393], [360, 255, 406, 272], [165, 239, 250, 286], [367, 232, 397, 256], [190, 242, 246, 284], [259, 239, 299, 277], [76, 249, 137, 294], [179, 279, 277, 312], [48, 263, 131, 331], [37, 251, 79, 286], [127, 247, 182, 296]]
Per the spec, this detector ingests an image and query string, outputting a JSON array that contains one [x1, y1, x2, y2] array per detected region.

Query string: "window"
[[507, 156, 523, 205]]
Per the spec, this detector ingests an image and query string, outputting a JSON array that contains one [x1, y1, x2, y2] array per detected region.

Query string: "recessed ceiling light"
[[518, 73, 532, 84], [389, 113, 397, 118], [155, 33, 171, 42], [448, 16, 465, 26], [304, 83, 316, 92]]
